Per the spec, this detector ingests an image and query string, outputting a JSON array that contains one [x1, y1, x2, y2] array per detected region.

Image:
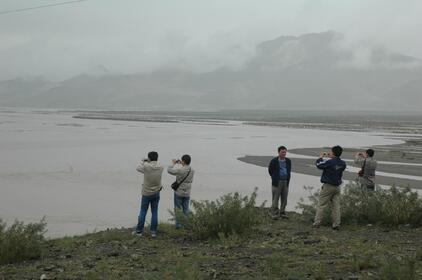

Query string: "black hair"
[[366, 149, 375, 157], [181, 154, 191, 165], [331, 145, 343, 157], [278, 146, 287, 152], [148, 151, 158, 161]]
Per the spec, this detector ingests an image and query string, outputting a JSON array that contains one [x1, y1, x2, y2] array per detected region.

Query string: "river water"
[[0, 110, 402, 237]]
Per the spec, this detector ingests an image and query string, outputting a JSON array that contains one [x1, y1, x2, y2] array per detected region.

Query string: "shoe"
[[271, 215, 279, 220], [332, 226, 340, 231], [280, 213, 289, 219], [132, 231, 143, 236], [312, 223, 320, 228], [151, 231, 157, 238]]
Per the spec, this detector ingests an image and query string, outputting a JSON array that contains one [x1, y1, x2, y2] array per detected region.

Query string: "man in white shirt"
[[134, 151, 163, 237], [167, 154, 194, 229]]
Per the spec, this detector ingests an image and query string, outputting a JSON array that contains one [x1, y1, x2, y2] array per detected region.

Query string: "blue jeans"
[[136, 192, 160, 233], [174, 193, 190, 228]]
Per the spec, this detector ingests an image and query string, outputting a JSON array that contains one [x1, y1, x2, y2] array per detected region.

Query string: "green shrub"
[[0, 218, 47, 264], [171, 188, 264, 239], [296, 182, 422, 227]]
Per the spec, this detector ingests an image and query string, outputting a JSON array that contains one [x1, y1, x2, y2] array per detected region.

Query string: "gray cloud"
[[0, 0, 422, 81]]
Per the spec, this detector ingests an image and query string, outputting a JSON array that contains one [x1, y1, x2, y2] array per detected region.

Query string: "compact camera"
[[321, 152, 330, 157]]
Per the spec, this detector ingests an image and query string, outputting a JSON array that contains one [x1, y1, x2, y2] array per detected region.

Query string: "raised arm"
[[315, 158, 333, 170], [354, 153, 365, 167], [136, 161, 145, 173], [167, 163, 182, 175]]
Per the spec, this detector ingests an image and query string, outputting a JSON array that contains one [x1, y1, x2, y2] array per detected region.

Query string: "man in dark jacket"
[[268, 146, 292, 219], [313, 145, 346, 230]]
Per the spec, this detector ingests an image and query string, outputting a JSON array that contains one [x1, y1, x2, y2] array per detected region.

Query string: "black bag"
[[171, 168, 191, 191], [171, 181, 180, 191]]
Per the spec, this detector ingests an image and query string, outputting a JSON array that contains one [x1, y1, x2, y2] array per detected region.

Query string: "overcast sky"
[[1, 0, 421, 81]]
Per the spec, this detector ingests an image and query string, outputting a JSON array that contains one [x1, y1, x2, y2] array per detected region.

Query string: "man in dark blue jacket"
[[268, 146, 292, 219], [313, 145, 346, 230]]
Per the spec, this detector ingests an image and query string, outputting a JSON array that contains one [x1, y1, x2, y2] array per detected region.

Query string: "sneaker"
[[280, 213, 289, 219], [132, 231, 143, 236], [151, 231, 157, 238], [332, 226, 340, 231]]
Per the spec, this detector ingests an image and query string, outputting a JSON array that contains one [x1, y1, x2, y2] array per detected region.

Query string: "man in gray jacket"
[[167, 154, 194, 229], [134, 151, 163, 237], [355, 149, 377, 191]]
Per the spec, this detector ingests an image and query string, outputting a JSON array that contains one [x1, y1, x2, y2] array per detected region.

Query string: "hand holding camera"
[[356, 152, 365, 157], [172, 159, 181, 165]]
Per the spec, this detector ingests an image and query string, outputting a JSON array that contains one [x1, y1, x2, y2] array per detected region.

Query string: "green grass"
[[1, 186, 422, 279], [1, 216, 421, 279]]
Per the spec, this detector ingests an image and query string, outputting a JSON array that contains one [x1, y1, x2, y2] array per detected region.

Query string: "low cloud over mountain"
[[1, 31, 421, 110]]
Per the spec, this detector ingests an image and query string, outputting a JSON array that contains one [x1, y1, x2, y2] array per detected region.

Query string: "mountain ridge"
[[1, 31, 421, 110]]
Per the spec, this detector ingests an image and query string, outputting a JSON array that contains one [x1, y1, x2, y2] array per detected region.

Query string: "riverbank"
[[1, 212, 421, 279], [238, 138, 422, 190]]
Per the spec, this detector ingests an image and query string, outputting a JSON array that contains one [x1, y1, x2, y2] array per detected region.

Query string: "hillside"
[[1, 212, 421, 279]]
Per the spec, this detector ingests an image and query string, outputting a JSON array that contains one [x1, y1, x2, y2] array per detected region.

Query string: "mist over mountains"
[[1, 31, 421, 111]]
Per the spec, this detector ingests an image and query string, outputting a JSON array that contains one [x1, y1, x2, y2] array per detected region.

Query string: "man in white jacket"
[[167, 154, 194, 229], [134, 151, 163, 237]]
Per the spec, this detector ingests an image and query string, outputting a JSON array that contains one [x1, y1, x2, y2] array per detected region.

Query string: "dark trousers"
[[136, 192, 160, 233], [174, 193, 190, 228]]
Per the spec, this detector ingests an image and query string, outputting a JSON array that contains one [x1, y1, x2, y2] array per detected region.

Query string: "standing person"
[[313, 145, 346, 230], [168, 154, 194, 229], [134, 151, 163, 237], [268, 146, 292, 219], [354, 149, 377, 191]]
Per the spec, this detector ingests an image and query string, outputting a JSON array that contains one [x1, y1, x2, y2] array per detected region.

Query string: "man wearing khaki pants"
[[313, 145, 346, 230]]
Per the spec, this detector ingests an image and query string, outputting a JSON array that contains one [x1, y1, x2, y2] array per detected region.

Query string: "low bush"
[[171, 188, 264, 239], [0, 218, 47, 264], [296, 182, 422, 227]]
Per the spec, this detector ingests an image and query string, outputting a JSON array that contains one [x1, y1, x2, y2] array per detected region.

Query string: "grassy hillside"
[[1, 212, 421, 280]]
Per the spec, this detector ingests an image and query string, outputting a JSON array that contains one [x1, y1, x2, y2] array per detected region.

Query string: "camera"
[[142, 158, 150, 162], [175, 159, 181, 164], [321, 152, 330, 157]]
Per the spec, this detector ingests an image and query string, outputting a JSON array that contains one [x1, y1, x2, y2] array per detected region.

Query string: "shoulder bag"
[[171, 168, 191, 191]]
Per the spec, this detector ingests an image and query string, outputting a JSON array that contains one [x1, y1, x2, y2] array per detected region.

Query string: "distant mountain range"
[[1, 31, 421, 110]]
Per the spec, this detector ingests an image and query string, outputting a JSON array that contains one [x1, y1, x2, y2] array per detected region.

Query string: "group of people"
[[133, 151, 194, 237], [134, 145, 377, 237], [268, 145, 377, 230]]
